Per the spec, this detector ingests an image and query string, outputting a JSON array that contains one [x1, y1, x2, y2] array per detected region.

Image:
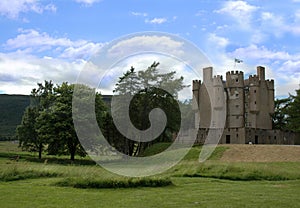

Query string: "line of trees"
[[17, 62, 191, 160], [16, 81, 106, 160]]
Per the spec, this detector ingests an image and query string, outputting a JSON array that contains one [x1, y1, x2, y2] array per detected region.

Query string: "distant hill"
[[0, 94, 30, 140]]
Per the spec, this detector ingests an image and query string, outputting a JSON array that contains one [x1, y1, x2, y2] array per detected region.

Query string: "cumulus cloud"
[[230, 44, 294, 61], [215, 0, 258, 29], [0, 0, 56, 19], [107, 35, 184, 57], [0, 52, 87, 94], [208, 33, 229, 48], [145, 17, 167, 24], [4, 29, 103, 60]]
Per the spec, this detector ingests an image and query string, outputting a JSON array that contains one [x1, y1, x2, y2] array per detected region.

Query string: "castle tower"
[[226, 71, 245, 128]]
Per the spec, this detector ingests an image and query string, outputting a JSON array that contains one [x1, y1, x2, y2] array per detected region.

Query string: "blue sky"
[[0, 0, 299, 97]]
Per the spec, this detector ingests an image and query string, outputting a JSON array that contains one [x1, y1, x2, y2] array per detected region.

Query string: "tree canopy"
[[17, 81, 106, 160], [272, 88, 300, 133], [104, 62, 189, 156]]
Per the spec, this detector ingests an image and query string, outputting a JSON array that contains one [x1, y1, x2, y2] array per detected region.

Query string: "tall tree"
[[272, 97, 290, 130], [286, 89, 300, 133], [110, 62, 188, 156], [17, 80, 54, 159], [37, 83, 86, 161]]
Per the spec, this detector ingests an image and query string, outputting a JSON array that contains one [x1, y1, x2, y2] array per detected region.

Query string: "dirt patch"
[[220, 145, 300, 162]]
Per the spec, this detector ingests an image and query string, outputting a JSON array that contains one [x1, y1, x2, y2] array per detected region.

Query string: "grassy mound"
[[0, 166, 60, 182], [55, 177, 173, 189]]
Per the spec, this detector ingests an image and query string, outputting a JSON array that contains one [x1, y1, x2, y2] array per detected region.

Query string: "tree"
[[37, 83, 86, 161], [18, 81, 107, 161], [109, 62, 188, 156], [16, 107, 42, 158], [17, 80, 54, 159], [286, 89, 300, 133], [272, 97, 290, 130]]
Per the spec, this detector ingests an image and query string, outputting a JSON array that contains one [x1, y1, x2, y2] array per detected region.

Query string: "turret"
[[203, 67, 213, 83], [226, 70, 244, 128], [226, 70, 244, 88], [257, 66, 265, 81], [213, 75, 224, 110], [192, 80, 201, 110], [266, 79, 275, 114]]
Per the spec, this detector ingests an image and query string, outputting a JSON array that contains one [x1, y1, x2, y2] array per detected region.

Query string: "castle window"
[[254, 90, 256, 93], [236, 134, 239, 138], [254, 101, 257, 104], [274, 136, 276, 140], [236, 79, 239, 83]]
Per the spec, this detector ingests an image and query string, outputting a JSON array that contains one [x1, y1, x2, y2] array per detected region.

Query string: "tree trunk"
[[69, 143, 76, 161], [70, 153, 75, 161], [38, 144, 42, 159]]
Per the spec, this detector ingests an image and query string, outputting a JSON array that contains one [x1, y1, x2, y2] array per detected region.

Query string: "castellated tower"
[[191, 65, 296, 145], [226, 71, 244, 128], [245, 66, 274, 129]]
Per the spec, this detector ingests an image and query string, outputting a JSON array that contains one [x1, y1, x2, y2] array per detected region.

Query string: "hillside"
[[0, 94, 30, 140], [220, 144, 300, 162]]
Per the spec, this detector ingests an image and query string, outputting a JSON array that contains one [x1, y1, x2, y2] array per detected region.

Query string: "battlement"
[[248, 75, 259, 86], [226, 70, 244, 76], [266, 79, 274, 90], [226, 70, 244, 88], [213, 75, 223, 86], [192, 80, 201, 90]]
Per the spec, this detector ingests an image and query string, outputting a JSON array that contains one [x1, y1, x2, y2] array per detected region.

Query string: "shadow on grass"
[[0, 152, 96, 166]]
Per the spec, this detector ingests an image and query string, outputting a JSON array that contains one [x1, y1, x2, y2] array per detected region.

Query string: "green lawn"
[[1, 178, 300, 208], [0, 141, 300, 207]]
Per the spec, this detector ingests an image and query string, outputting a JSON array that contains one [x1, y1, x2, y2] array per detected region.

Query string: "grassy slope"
[[0, 94, 30, 139], [0, 142, 300, 207], [1, 178, 300, 208]]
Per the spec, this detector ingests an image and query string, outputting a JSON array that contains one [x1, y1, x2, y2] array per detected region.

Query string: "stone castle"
[[192, 66, 297, 145]]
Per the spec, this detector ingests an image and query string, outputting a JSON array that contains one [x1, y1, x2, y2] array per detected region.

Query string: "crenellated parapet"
[[248, 75, 259, 86], [192, 80, 201, 90], [213, 75, 223, 87], [266, 79, 274, 90], [226, 70, 244, 88]]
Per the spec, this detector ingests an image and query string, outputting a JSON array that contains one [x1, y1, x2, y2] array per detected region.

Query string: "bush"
[[55, 177, 173, 189]]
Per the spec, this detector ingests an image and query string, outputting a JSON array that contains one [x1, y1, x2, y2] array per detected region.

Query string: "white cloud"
[[5, 29, 74, 49], [107, 35, 184, 58], [145, 17, 167, 24], [74, 0, 101, 6], [0, 0, 56, 19], [208, 33, 229, 48], [259, 11, 300, 36], [215, 0, 258, 29], [131, 11, 148, 17], [230, 44, 295, 61], [4, 29, 103, 60], [0, 52, 87, 94], [60, 42, 103, 59]]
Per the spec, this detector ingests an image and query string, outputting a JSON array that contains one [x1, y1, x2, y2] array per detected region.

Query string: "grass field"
[[0, 141, 300, 207]]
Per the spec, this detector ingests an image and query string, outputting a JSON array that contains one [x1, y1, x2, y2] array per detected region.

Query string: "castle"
[[192, 66, 297, 145]]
